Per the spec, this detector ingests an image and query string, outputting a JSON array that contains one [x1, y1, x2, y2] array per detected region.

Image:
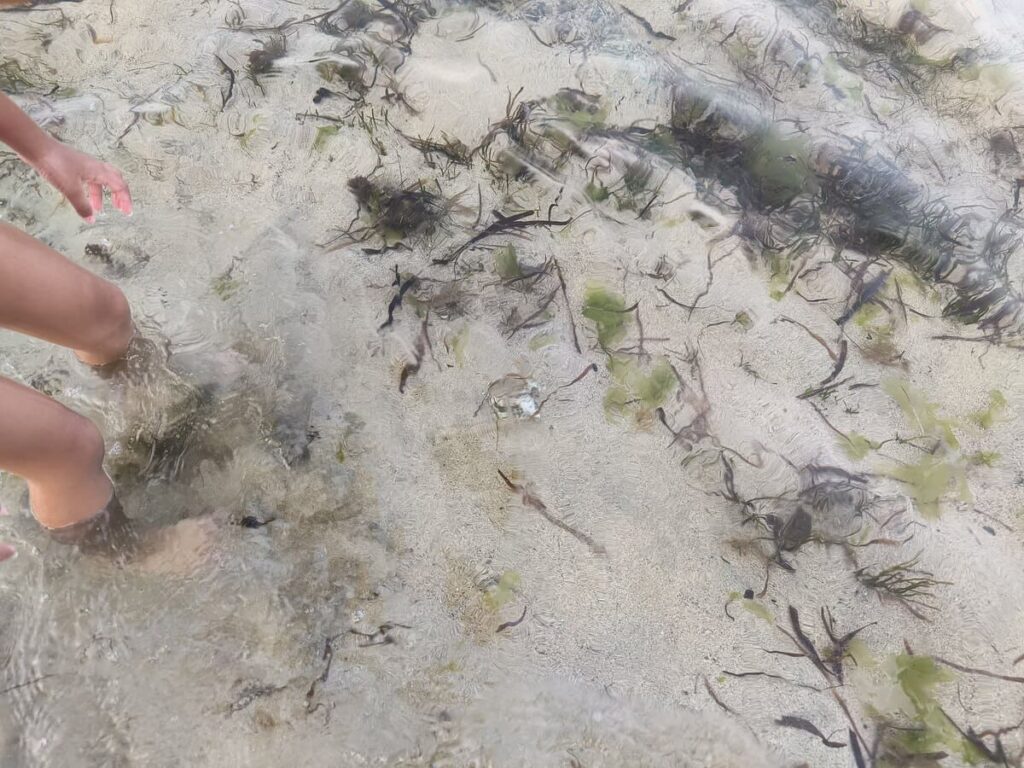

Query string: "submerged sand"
[[1, 0, 1024, 765]]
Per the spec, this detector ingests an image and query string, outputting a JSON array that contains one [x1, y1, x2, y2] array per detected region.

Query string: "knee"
[[80, 281, 133, 364], [55, 413, 107, 472]]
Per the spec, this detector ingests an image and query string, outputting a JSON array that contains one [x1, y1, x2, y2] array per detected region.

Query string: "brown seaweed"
[[496, 469, 605, 555]]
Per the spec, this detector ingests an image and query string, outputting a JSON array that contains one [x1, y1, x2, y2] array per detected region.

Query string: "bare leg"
[[0, 377, 112, 529], [0, 221, 133, 365], [0, 221, 133, 530]]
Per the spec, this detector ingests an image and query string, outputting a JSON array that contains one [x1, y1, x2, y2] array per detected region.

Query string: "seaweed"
[[496, 469, 606, 555], [776, 715, 847, 748], [968, 390, 1007, 429], [582, 285, 632, 350], [495, 606, 527, 633], [604, 357, 677, 425], [433, 209, 572, 266], [316, 59, 368, 95], [855, 554, 948, 614], [379, 271, 418, 330], [335, 176, 449, 250], [400, 130, 473, 174], [247, 35, 287, 93], [0, 59, 37, 93]]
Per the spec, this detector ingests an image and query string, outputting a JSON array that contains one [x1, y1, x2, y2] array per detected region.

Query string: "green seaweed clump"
[[604, 357, 677, 426], [883, 379, 958, 448], [872, 655, 987, 765], [883, 379, 968, 518], [313, 124, 339, 152], [582, 284, 631, 350], [742, 129, 818, 207], [211, 269, 240, 300], [347, 176, 447, 246], [550, 88, 608, 131], [840, 431, 876, 461], [482, 570, 520, 612], [890, 453, 967, 520], [968, 390, 1007, 429], [494, 244, 522, 280], [0, 59, 37, 93], [853, 303, 900, 364]]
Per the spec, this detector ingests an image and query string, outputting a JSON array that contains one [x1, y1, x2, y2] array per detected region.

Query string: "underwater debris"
[[304, 633, 341, 715], [315, 59, 368, 96], [582, 285, 634, 351], [0, 59, 36, 93], [247, 35, 286, 92], [434, 209, 572, 265], [837, 269, 890, 326], [228, 682, 285, 714], [496, 469, 605, 555], [336, 176, 448, 250], [775, 715, 846, 749], [238, 515, 275, 528], [495, 606, 527, 633], [552, 259, 582, 353], [855, 554, 949, 615], [505, 287, 559, 339], [535, 363, 598, 415], [702, 676, 738, 716], [400, 130, 473, 173], [895, 9, 948, 46], [379, 270, 418, 330], [484, 375, 541, 419], [398, 317, 431, 393], [620, 4, 676, 42]]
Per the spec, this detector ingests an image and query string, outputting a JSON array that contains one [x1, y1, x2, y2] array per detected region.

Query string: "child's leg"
[[0, 221, 133, 365], [0, 221, 133, 531], [0, 376, 113, 530]]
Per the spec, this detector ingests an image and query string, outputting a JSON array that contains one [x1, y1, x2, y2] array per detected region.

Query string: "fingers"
[[0, 543, 15, 562], [100, 163, 133, 216], [89, 182, 103, 218], [64, 180, 95, 221]]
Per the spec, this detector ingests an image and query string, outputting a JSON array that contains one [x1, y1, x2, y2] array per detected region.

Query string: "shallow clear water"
[[2, 0, 1024, 765]]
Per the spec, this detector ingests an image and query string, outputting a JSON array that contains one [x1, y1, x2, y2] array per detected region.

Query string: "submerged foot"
[[131, 517, 216, 577]]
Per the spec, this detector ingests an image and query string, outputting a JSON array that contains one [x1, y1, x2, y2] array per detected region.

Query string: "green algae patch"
[[743, 129, 818, 207], [967, 450, 1000, 467], [494, 244, 522, 280], [968, 390, 1007, 429], [528, 333, 557, 351], [585, 180, 611, 203], [313, 124, 339, 152], [726, 591, 773, 622], [840, 431, 876, 461], [854, 304, 899, 364], [211, 270, 240, 300], [550, 89, 608, 130], [583, 285, 631, 349], [883, 378, 958, 448], [890, 455, 968, 520], [483, 570, 520, 612], [604, 357, 677, 425]]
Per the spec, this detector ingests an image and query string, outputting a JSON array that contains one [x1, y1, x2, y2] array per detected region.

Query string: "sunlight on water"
[[2, 0, 1024, 765]]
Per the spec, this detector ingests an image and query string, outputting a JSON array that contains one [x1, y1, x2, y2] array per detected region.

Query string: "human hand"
[[0, 542, 14, 563], [31, 140, 133, 222]]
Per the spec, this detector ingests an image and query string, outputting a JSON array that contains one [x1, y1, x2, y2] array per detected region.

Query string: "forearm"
[[0, 91, 58, 166]]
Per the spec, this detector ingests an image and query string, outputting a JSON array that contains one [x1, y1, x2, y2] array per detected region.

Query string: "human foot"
[[132, 517, 216, 577]]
